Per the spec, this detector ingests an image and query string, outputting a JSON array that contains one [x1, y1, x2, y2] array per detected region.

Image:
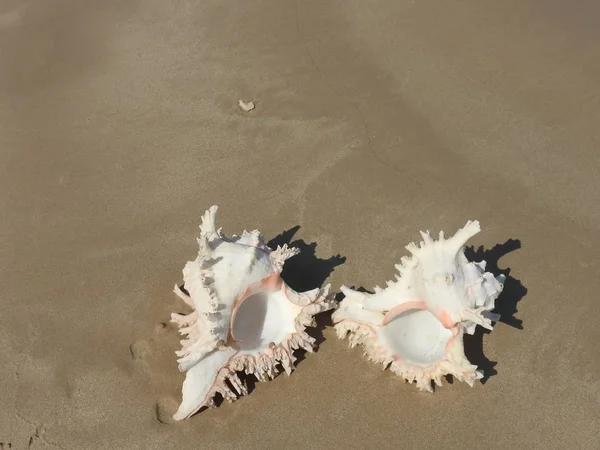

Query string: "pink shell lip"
[[381, 301, 458, 332], [381, 301, 427, 326]]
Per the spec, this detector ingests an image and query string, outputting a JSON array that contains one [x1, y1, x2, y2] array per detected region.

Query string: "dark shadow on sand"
[[462, 238, 526, 383], [268, 226, 346, 298], [267, 225, 346, 348]]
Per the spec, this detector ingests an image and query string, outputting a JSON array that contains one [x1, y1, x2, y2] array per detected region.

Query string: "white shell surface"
[[333, 220, 505, 391], [171, 206, 334, 420]]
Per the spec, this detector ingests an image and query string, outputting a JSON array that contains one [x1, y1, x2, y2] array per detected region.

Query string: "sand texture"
[[1, 0, 599, 448]]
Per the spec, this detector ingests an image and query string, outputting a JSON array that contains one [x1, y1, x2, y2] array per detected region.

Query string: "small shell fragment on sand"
[[238, 100, 255, 112]]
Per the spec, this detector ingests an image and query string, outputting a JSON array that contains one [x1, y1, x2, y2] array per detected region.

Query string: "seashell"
[[171, 205, 334, 420], [332, 220, 506, 392]]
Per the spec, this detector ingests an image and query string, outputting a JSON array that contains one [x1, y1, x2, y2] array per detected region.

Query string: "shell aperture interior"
[[232, 290, 303, 352], [332, 220, 506, 392], [380, 308, 453, 368], [171, 206, 334, 420]]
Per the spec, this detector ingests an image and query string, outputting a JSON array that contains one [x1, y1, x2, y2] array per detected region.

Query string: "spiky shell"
[[171, 206, 335, 420], [332, 220, 505, 392]]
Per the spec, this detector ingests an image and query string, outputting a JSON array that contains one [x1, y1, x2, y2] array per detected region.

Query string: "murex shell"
[[332, 220, 505, 392], [171, 206, 334, 420]]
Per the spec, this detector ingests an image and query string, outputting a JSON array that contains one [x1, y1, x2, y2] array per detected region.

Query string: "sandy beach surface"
[[2, 0, 599, 448]]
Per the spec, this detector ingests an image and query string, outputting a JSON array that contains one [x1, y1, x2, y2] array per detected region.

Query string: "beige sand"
[[1, 0, 599, 448]]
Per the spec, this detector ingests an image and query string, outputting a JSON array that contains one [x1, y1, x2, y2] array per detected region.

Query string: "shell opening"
[[380, 309, 453, 367], [232, 290, 302, 352]]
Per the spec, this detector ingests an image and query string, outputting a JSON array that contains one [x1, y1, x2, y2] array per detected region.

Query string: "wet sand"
[[1, 0, 599, 448]]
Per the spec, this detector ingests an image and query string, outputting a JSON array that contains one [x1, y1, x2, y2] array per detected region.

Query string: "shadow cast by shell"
[[266, 226, 345, 355], [462, 238, 526, 383]]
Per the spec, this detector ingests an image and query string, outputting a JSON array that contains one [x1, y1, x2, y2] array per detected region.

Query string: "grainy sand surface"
[[1, 0, 599, 448]]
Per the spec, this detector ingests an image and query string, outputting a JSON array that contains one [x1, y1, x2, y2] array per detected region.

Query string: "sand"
[[1, 0, 599, 448]]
